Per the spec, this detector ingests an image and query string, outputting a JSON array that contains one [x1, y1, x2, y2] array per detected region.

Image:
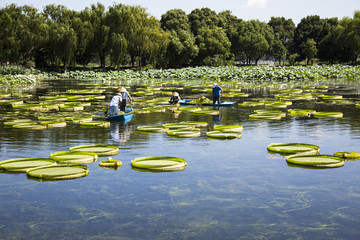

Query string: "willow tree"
[[0, 4, 46, 66], [42, 4, 78, 71], [107, 4, 169, 70]]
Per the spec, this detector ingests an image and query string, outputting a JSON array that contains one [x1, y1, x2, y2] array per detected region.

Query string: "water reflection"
[[109, 122, 132, 145], [1, 79, 360, 239]]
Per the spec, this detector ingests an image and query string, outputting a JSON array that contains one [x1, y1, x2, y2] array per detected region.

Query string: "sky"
[[0, 0, 359, 24]]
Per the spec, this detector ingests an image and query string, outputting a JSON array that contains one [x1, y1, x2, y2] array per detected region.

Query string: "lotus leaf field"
[[1, 65, 360, 86], [0, 74, 360, 240]]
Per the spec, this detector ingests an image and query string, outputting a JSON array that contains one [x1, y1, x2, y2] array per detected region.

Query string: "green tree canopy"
[[194, 26, 232, 66]]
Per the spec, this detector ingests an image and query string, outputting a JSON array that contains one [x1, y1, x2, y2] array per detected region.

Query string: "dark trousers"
[[213, 96, 220, 104], [120, 100, 127, 112]]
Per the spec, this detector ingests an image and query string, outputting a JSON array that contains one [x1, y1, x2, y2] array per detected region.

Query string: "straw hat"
[[118, 87, 126, 92], [172, 92, 179, 96]]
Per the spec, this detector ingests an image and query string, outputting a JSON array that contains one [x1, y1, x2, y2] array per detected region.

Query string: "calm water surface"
[[1, 79, 360, 240]]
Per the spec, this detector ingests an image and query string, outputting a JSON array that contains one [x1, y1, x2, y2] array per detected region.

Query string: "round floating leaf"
[[286, 154, 344, 168], [27, 164, 89, 180], [287, 109, 316, 117], [70, 144, 119, 156], [193, 110, 220, 115], [79, 121, 110, 127], [322, 95, 343, 100], [206, 131, 242, 139], [313, 112, 343, 118], [180, 121, 208, 127], [249, 113, 283, 120], [3, 119, 33, 126], [50, 151, 98, 164], [12, 123, 47, 130], [334, 151, 360, 159], [137, 125, 168, 132], [0, 158, 55, 172], [214, 125, 243, 133], [99, 157, 122, 168], [267, 143, 320, 154], [131, 156, 186, 172], [238, 101, 264, 107], [162, 123, 194, 130], [40, 121, 67, 128], [167, 129, 201, 138], [38, 116, 66, 122], [179, 106, 201, 112]]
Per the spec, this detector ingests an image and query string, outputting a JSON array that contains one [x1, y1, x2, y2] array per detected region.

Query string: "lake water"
[[1, 79, 360, 240]]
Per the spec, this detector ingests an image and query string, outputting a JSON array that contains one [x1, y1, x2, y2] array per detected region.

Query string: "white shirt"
[[109, 94, 122, 107]]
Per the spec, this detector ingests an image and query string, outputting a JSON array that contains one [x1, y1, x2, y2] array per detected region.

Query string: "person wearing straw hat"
[[108, 90, 122, 116], [119, 87, 132, 112], [212, 83, 223, 104], [169, 91, 180, 104]]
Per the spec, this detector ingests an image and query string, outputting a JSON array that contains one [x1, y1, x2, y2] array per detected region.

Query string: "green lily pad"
[[313, 112, 343, 118], [286, 154, 344, 168], [180, 121, 208, 127], [50, 151, 98, 164], [79, 121, 110, 127], [167, 129, 201, 138], [99, 158, 122, 168], [206, 131, 242, 139], [70, 144, 119, 156], [162, 123, 194, 130], [27, 164, 89, 180], [267, 143, 320, 154], [249, 113, 283, 120], [193, 110, 220, 115], [40, 121, 67, 128], [137, 125, 168, 132], [334, 151, 360, 159], [287, 109, 316, 117], [131, 156, 187, 172], [0, 158, 55, 172], [214, 125, 243, 133]]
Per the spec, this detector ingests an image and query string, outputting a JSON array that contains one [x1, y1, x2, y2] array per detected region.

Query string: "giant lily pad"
[[70, 144, 119, 156], [214, 125, 243, 133], [267, 143, 320, 154], [50, 151, 98, 164], [27, 164, 89, 180], [137, 125, 168, 132], [0, 158, 55, 172], [79, 121, 110, 127], [313, 112, 343, 118], [167, 129, 201, 138], [206, 131, 242, 139], [286, 154, 344, 168], [180, 121, 208, 127], [131, 156, 187, 172]]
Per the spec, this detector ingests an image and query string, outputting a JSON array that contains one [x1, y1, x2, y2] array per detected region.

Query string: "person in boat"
[[119, 87, 132, 112], [108, 90, 123, 116], [169, 91, 180, 104], [212, 83, 223, 104]]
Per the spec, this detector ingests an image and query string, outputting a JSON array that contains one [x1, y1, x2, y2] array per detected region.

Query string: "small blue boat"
[[179, 99, 235, 106], [105, 107, 133, 122]]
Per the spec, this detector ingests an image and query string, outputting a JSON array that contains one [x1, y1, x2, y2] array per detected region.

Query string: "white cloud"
[[239, 0, 268, 9]]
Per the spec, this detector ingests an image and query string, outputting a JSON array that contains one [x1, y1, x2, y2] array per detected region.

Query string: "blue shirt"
[[212, 86, 222, 97]]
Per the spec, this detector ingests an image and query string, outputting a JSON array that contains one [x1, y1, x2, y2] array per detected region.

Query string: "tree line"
[[0, 3, 359, 72]]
